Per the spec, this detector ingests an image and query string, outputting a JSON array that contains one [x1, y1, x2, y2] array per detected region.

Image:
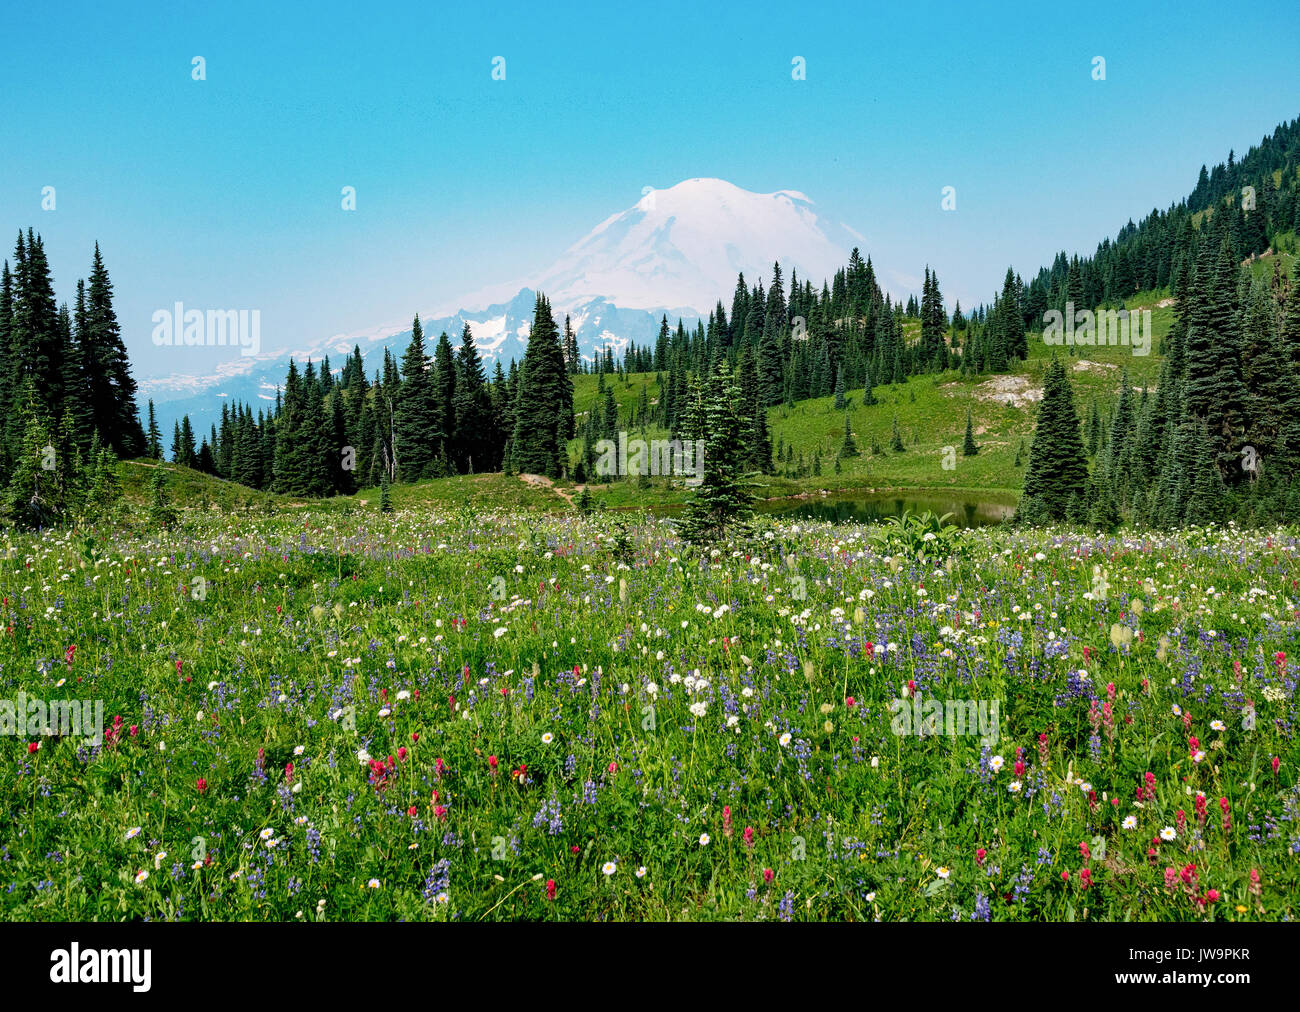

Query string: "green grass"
[[1246, 231, 1297, 284], [351, 472, 569, 512], [120, 459, 286, 512], [565, 299, 1176, 509], [2, 506, 1296, 921]]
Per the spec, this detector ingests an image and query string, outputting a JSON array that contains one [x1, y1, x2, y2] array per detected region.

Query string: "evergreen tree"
[[1085, 398, 1103, 456], [178, 415, 196, 467], [890, 414, 904, 453], [84, 445, 123, 518], [962, 408, 978, 456], [1106, 369, 1136, 491], [1184, 238, 1248, 481], [1087, 469, 1121, 532], [296, 361, 333, 495], [146, 399, 163, 459], [394, 315, 438, 480], [431, 329, 458, 458], [10, 231, 64, 425], [452, 323, 494, 473], [562, 314, 580, 374], [840, 412, 859, 458], [330, 393, 354, 494], [757, 318, 785, 407], [273, 359, 310, 493], [66, 283, 93, 450], [678, 360, 752, 545], [148, 467, 177, 528], [512, 294, 570, 478], [84, 243, 145, 455], [1018, 357, 1089, 523], [0, 259, 13, 470], [1182, 418, 1227, 524], [4, 384, 65, 527]]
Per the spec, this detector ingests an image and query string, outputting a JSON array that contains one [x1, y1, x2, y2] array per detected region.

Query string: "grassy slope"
[[563, 292, 1176, 508], [120, 459, 284, 511]]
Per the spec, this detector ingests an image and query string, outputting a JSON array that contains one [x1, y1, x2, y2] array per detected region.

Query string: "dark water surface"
[[758, 490, 1016, 527]]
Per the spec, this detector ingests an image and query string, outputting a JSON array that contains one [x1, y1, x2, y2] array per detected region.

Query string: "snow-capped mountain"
[[453, 177, 865, 318], [143, 178, 867, 436]]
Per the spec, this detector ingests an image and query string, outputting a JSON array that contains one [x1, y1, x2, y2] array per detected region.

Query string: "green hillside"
[[560, 292, 1178, 508]]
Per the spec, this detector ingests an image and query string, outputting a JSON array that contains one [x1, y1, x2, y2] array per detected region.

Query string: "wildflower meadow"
[[2, 510, 1296, 922]]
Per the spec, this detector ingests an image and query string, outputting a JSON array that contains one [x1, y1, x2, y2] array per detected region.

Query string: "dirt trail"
[[518, 473, 576, 506]]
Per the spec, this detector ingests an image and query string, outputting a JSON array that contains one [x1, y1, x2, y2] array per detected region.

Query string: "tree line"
[[1022, 183, 1300, 528], [163, 295, 569, 494], [0, 231, 145, 525]]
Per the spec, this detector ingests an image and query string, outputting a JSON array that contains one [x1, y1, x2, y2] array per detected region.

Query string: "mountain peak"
[[453, 178, 866, 318], [643, 177, 812, 206], [530, 178, 859, 315]]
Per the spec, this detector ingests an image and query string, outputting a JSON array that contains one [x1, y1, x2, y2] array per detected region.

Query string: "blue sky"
[[2, 0, 1297, 379]]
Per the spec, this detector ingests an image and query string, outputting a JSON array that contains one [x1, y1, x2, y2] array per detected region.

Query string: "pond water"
[[758, 491, 1016, 528]]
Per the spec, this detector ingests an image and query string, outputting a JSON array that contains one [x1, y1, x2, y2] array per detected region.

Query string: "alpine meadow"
[[3, 2, 1300, 956]]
